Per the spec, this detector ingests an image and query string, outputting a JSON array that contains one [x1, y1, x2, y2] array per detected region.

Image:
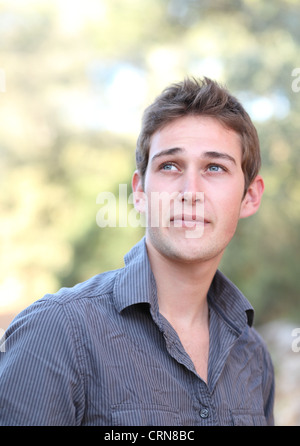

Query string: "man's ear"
[[239, 175, 265, 219], [132, 170, 146, 214]]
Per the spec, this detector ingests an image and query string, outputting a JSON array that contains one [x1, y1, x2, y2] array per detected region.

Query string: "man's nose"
[[180, 170, 204, 204]]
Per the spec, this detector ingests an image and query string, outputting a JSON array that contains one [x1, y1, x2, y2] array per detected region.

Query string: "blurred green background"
[[0, 0, 299, 425]]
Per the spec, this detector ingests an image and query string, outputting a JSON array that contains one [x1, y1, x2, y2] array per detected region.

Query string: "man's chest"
[[80, 311, 267, 426]]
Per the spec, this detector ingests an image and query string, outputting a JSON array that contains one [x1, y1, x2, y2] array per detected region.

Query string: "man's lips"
[[170, 214, 209, 227]]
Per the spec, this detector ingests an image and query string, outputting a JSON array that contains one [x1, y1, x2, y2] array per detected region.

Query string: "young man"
[[0, 77, 274, 426]]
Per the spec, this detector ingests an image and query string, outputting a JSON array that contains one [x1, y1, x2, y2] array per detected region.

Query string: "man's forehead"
[[148, 116, 242, 163]]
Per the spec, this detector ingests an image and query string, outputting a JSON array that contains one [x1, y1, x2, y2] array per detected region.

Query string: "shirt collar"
[[208, 270, 254, 330], [113, 237, 158, 313], [113, 237, 254, 330]]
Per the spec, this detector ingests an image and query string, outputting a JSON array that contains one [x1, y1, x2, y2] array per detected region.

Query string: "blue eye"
[[161, 163, 178, 171], [207, 164, 225, 172]]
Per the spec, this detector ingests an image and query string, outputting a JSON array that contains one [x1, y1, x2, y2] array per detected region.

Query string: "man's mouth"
[[170, 214, 208, 228]]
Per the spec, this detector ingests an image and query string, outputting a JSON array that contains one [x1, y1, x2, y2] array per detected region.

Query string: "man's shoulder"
[[43, 268, 122, 306], [4, 267, 123, 341], [7, 237, 148, 332], [248, 324, 272, 358]]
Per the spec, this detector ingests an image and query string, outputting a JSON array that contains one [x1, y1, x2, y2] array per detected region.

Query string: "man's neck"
[[146, 240, 221, 329]]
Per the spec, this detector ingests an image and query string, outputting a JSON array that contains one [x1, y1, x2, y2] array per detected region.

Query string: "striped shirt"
[[0, 237, 274, 426]]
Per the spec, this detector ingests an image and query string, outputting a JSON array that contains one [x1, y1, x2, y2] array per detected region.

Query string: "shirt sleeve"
[[0, 299, 85, 426]]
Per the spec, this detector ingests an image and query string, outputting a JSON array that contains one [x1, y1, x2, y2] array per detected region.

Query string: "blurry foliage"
[[0, 0, 299, 325]]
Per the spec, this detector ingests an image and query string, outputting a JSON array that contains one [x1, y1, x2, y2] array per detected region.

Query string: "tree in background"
[[0, 0, 299, 326]]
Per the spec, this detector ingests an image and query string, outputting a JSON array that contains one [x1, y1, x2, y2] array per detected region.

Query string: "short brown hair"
[[136, 77, 261, 195]]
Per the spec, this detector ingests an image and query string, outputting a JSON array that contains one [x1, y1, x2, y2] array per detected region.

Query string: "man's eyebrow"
[[150, 147, 184, 163], [202, 151, 237, 165], [150, 148, 237, 165]]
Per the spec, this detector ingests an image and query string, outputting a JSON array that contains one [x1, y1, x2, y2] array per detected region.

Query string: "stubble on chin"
[[146, 221, 234, 266], [146, 227, 208, 264]]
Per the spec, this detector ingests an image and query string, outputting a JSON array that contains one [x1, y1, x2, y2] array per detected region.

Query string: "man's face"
[[133, 115, 261, 264]]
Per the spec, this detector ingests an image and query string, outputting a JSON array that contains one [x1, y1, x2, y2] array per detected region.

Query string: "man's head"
[[132, 77, 264, 265], [136, 77, 261, 197]]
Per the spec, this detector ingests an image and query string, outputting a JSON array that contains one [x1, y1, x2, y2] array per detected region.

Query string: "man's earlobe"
[[132, 171, 146, 213], [240, 175, 265, 219]]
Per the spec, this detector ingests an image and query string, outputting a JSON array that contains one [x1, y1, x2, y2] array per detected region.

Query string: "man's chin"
[[147, 229, 205, 262], [146, 225, 227, 266]]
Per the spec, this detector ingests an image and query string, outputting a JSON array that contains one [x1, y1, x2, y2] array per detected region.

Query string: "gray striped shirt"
[[0, 237, 274, 426]]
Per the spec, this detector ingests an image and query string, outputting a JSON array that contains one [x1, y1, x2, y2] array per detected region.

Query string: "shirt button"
[[200, 408, 209, 419]]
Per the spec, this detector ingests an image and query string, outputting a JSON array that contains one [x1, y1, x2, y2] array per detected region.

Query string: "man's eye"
[[207, 164, 225, 172], [160, 163, 178, 171]]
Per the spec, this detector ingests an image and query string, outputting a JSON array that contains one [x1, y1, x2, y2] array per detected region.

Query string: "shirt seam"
[[53, 300, 88, 420]]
